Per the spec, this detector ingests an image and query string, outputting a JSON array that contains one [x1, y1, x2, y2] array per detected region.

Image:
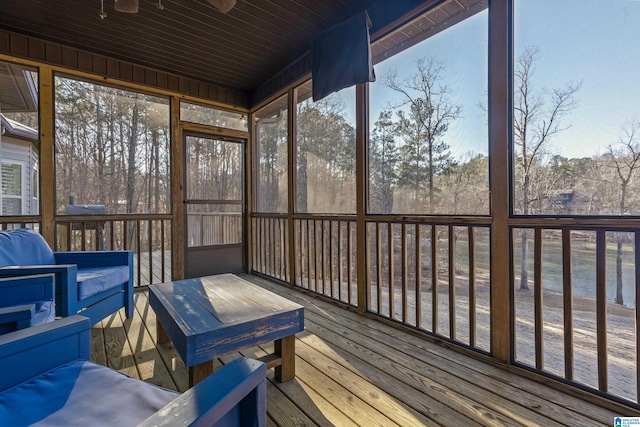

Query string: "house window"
[[1, 161, 24, 215]]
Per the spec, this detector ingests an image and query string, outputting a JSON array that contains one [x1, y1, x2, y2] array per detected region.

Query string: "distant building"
[[552, 189, 591, 214], [0, 63, 39, 215]]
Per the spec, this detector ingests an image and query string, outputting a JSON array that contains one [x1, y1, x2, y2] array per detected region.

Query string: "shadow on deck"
[[91, 274, 627, 426]]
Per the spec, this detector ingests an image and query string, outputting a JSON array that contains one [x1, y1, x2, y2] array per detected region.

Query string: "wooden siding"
[[0, 137, 36, 215], [0, 30, 250, 108], [0, 0, 376, 98], [92, 274, 633, 426]]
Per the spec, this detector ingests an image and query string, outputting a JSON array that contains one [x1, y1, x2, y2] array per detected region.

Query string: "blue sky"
[[336, 0, 640, 161]]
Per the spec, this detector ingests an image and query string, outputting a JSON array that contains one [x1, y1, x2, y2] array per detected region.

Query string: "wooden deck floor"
[[91, 274, 628, 426]]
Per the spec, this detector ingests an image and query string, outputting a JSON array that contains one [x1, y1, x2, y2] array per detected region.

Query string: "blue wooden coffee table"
[[149, 274, 304, 386]]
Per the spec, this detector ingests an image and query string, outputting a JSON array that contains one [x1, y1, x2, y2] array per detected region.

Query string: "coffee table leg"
[[274, 334, 295, 382], [189, 361, 214, 387], [157, 319, 170, 344]]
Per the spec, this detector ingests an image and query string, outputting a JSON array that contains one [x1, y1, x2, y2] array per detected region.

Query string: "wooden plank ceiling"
[[0, 0, 375, 93]]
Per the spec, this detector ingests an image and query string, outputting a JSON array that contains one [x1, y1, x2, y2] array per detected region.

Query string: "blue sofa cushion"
[[0, 300, 55, 335], [0, 360, 178, 426], [77, 266, 130, 300], [0, 229, 55, 267]]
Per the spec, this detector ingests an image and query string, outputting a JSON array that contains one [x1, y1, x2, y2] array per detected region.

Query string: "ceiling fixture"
[[99, 0, 108, 19], [112, 0, 236, 14]]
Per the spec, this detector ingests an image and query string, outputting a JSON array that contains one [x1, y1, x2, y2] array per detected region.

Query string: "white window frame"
[[1, 160, 26, 216]]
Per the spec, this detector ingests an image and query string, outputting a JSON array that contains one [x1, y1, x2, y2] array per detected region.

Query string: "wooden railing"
[[511, 224, 638, 404], [252, 215, 289, 283], [187, 212, 242, 246], [0, 217, 40, 231], [366, 219, 491, 352], [55, 214, 172, 287], [294, 216, 358, 306], [249, 214, 640, 406]]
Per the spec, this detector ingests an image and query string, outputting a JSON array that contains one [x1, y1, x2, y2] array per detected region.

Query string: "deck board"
[[91, 274, 630, 426]]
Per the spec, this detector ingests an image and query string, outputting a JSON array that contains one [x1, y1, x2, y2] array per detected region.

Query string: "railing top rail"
[[0, 216, 41, 223], [510, 217, 640, 230], [365, 215, 491, 226], [55, 214, 173, 222]]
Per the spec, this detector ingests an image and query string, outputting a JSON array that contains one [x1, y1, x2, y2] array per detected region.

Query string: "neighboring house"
[[0, 62, 40, 216], [0, 114, 39, 215], [552, 189, 591, 214]]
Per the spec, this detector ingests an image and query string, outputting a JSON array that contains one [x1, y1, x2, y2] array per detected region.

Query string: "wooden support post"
[[170, 97, 185, 280], [287, 89, 296, 286], [39, 66, 56, 247], [274, 335, 296, 382], [355, 83, 368, 313], [488, 0, 512, 363]]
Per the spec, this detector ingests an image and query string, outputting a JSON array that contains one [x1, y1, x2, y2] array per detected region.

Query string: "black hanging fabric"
[[310, 11, 375, 102]]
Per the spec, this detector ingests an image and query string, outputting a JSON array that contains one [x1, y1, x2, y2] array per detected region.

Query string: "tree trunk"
[[126, 102, 139, 214], [298, 152, 308, 212]]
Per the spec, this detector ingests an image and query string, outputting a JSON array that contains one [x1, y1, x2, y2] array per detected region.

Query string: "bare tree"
[[608, 119, 640, 305], [514, 46, 581, 290], [382, 56, 461, 212]]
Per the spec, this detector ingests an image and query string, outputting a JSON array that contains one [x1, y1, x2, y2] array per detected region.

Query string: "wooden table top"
[[149, 274, 304, 366]]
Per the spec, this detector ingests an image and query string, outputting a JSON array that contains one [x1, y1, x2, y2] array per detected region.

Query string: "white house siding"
[[0, 135, 38, 215]]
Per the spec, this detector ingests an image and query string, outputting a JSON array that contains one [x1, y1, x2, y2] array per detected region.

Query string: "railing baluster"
[[123, 220, 127, 251], [307, 220, 312, 290], [534, 228, 543, 370], [67, 222, 73, 251], [320, 220, 325, 295], [269, 218, 274, 277], [376, 222, 382, 313], [338, 221, 343, 302], [596, 230, 608, 392], [636, 231, 640, 403], [388, 222, 394, 319], [161, 219, 166, 282], [81, 221, 86, 251], [432, 225, 438, 334], [416, 224, 422, 329], [347, 221, 356, 304], [562, 229, 573, 380], [329, 221, 335, 299], [109, 220, 115, 251], [260, 218, 264, 275], [95, 221, 100, 251], [136, 220, 142, 287], [296, 220, 304, 286], [402, 223, 408, 324], [314, 220, 319, 293], [468, 226, 476, 347], [148, 220, 153, 284], [449, 226, 456, 340]]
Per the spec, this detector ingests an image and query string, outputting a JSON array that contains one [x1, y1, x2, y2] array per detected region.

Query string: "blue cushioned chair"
[[0, 316, 267, 426], [0, 228, 133, 325], [0, 274, 56, 335]]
